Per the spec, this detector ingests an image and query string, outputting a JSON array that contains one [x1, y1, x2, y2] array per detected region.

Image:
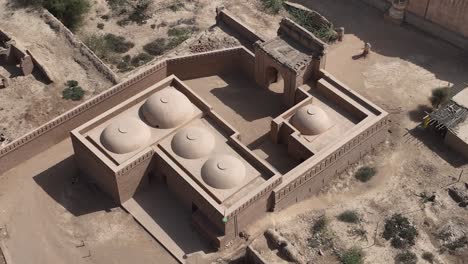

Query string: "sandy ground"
[[76, 0, 280, 74], [0, 1, 113, 140]]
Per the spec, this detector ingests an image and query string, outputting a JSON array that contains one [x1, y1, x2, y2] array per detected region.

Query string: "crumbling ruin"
[[0, 29, 52, 83]]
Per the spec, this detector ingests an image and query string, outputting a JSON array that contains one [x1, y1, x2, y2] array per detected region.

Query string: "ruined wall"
[[215, 7, 266, 47]]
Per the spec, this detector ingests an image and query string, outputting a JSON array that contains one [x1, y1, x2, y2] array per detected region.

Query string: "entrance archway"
[[265, 66, 284, 94]]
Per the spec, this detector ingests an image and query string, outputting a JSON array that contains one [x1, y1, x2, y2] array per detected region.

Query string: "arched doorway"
[[265, 66, 284, 94]]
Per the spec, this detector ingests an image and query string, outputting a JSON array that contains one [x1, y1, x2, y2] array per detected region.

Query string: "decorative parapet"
[[116, 148, 154, 176]]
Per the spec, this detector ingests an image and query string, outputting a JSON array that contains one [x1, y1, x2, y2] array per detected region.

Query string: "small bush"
[[288, 8, 338, 43], [117, 55, 132, 72], [107, 0, 129, 12], [131, 53, 153, 66], [338, 210, 360, 224], [66, 80, 79, 87], [421, 252, 434, 263], [63, 81, 84, 101], [43, 0, 90, 29], [312, 215, 328, 234], [383, 214, 418, 249], [168, 0, 185, 11], [355, 166, 376, 182], [262, 0, 284, 14], [143, 38, 167, 56], [429, 86, 451, 108], [97, 23, 104, 29], [395, 250, 418, 264], [103, 33, 134, 53], [340, 247, 364, 264], [127, 0, 150, 24]]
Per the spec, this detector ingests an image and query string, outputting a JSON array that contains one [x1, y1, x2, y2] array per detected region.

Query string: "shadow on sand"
[[33, 155, 117, 216], [404, 126, 466, 167]]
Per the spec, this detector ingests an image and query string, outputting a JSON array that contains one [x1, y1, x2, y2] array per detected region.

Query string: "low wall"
[[245, 245, 268, 264], [41, 10, 120, 84], [216, 7, 266, 45], [26, 50, 53, 83]]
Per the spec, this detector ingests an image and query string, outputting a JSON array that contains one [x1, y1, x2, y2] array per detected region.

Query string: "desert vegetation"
[[62, 80, 84, 101], [429, 86, 451, 108], [17, 0, 90, 29], [354, 166, 377, 182]]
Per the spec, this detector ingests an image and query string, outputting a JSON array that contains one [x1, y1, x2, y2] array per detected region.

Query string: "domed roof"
[[171, 126, 216, 159], [201, 155, 246, 189], [141, 88, 194, 128], [101, 117, 151, 154], [291, 104, 331, 135]]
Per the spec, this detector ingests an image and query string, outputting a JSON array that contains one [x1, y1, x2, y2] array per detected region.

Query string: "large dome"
[[141, 88, 194, 128], [171, 126, 215, 159], [201, 155, 246, 189], [291, 104, 331, 135], [101, 117, 151, 154]]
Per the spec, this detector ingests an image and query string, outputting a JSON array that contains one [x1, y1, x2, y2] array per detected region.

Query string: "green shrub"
[[131, 53, 153, 66], [66, 80, 79, 87], [340, 247, 364, 264], [143, 38, 167, 56], [117, 55, 132, 72], [287, 8, 338, 43], [355, 166, 376, 182], [97, 23, 104, 29], [103, 33, 134, 53], [63, 81, 84, 101], [395, 250, 418, 264], [168, 0, 185, 11], [85, 34, 111, 59], [127, 0, 150, 24], [312, 215, 328, 234], [43, 0, 91, 29], [421, 252, 434, 263], [338, 210, 360, 224], [383, 214, 418, 249], [262, 0, 284, 14], [429, 86, 451, 108]]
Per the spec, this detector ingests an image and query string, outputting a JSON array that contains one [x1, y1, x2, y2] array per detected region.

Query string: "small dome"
[[291, 104, 331, 135], [201, 155, 246, 189], [141, 88, 194, 128], [101, 117, 151, 154], [171, 126, 215, 159]]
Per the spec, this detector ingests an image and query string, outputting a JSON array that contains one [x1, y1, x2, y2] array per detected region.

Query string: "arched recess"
[[265, 66, 284, 94]]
